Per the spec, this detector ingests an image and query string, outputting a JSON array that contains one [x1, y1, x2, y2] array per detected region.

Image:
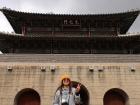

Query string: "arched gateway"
[[14, 88, 41, 105], [56, 81, 90, 105], [72, 81, 90, 105], [103, 88, 129, 105]]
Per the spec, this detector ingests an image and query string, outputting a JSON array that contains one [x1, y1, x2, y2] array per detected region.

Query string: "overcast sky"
[[0, 0, 140, 33]]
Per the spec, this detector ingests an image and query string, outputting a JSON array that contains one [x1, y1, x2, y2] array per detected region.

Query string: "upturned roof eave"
[[0, 7, 140, 16], [0, 7, 140, 34]]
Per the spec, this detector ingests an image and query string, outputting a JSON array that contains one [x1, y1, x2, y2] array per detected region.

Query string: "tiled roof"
[[0, 7, 140, 16], [0, 7, 139, 35]]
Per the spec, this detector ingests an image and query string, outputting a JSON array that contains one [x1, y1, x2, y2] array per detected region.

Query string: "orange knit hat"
[[60, 74, 71, 81]]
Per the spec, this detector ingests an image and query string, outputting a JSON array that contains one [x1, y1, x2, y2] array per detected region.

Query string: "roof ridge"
[[1, 7, 140, 15]]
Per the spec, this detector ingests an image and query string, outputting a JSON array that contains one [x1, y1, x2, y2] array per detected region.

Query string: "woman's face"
[[62, 78, 70, 86]]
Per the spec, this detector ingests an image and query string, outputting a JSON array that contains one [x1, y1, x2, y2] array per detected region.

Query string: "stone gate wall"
[[0, 62, 140, 105]]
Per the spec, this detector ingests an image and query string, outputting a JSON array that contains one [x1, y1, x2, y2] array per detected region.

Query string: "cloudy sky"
[[0, 0, 140, 33]]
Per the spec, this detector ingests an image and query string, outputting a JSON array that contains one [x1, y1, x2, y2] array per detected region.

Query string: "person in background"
[[53, 75, 81, 105]]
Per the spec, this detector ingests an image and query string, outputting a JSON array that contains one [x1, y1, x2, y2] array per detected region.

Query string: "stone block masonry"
[[0, 62, 140, 105]]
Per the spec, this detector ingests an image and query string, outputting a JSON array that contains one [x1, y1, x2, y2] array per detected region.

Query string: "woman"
[[53, 75, 81, 105]]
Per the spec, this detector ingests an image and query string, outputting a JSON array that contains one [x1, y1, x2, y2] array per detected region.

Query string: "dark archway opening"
[[56, 81, 89, 105], [103, 88, 129, 105], [14, 88, 41, 105], [72, 81, 89, 105]]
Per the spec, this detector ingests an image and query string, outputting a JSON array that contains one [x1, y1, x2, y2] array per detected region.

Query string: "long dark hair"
[[60, 79, 72, 95]]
